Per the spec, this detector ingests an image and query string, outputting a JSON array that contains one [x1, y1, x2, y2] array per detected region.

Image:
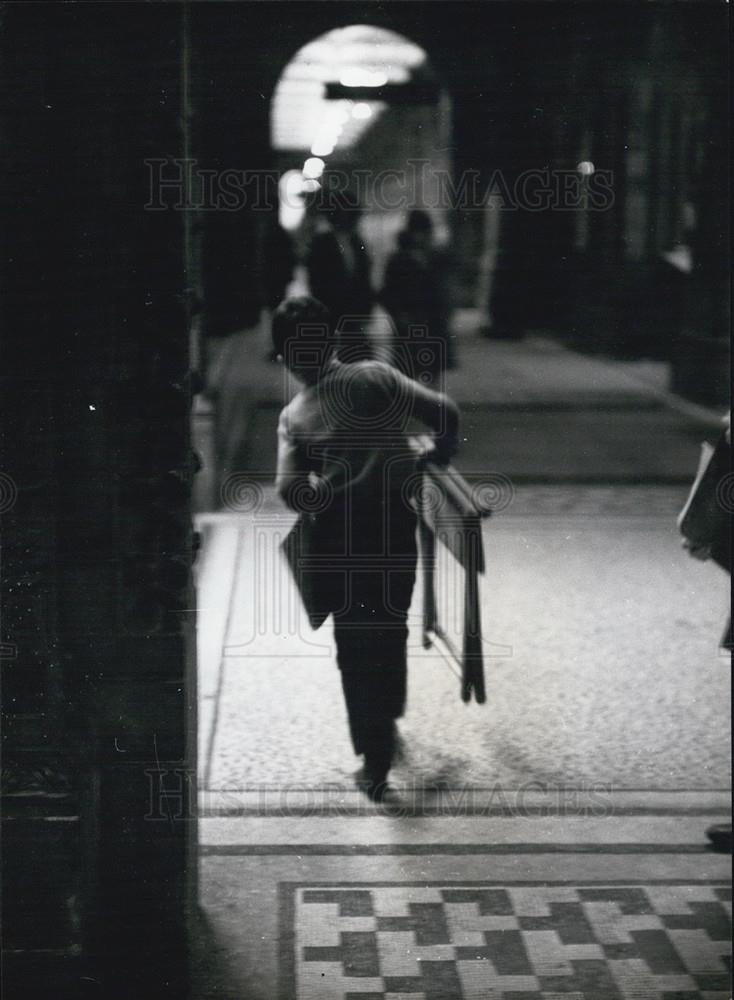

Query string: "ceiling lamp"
[[311, 139, 335, 157], [303, 157, 325, 179], [351, 103, 372, 120]]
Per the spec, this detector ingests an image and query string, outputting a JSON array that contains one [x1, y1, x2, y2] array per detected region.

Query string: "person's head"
[[406, 209, 433, 249], [271, 296, 334, 384]]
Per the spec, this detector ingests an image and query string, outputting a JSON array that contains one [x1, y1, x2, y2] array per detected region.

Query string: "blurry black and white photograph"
[[0, 3, 730, 999]]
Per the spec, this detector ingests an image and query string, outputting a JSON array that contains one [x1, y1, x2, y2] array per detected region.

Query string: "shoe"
[[706, 823, 732, 853], [354, 767, 402, 805], [372, 782, 402, 807], [354, 766, 385, 801], [356, 750, 390, 799]]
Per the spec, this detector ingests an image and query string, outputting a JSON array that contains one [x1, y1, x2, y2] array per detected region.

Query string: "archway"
[[270, 24, 453, 293]]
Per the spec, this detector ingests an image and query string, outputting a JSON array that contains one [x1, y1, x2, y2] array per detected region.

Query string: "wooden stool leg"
[[418, 509, 437, 648], [462, 524, 486, 704]]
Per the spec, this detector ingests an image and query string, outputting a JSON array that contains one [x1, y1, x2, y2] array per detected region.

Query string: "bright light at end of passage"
[[339, 68, 388, 88]]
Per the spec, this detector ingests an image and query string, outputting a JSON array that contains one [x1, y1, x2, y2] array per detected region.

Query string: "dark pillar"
[[1, 5, 195, 997], [191, 4, 272, 339]]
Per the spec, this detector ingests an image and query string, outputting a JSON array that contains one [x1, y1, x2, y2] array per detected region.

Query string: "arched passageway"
[[270, 24, 452, 287]]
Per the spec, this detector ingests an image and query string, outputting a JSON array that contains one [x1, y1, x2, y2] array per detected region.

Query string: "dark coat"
[[307, 228, 373, 327], [381, 236, 453, 376]]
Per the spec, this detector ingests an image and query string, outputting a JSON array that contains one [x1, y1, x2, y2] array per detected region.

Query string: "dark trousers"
[[331, 509, 417, 764]]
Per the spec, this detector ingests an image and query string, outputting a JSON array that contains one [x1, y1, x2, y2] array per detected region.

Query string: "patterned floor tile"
[[288, 884, 732, 1000]]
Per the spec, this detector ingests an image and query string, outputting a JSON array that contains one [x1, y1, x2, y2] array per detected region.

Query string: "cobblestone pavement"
[[196, 485, 730, 795]]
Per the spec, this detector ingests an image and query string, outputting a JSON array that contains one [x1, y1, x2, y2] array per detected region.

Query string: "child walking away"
[[273, 296, 459, 801]]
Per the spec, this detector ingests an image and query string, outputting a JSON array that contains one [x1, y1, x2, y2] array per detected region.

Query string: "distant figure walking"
[[381, 210, 454, 381], [306, 202, 373, 362], [273, 296, 459, 800]]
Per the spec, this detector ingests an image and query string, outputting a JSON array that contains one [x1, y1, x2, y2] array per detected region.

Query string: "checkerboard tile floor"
[[291, 884, 732, 1000]]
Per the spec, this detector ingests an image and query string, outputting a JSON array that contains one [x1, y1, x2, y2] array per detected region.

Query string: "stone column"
[[1, 5, 195, 997]]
